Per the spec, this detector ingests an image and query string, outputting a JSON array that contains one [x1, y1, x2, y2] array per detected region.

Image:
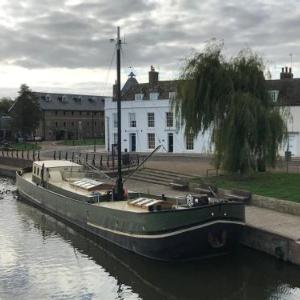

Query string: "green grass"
[[58, 138, 105, 146], [199, 172, 300, 203], [10, 142, 41, 151]]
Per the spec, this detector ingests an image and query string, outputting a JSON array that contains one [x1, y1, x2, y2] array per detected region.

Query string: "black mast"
[[115, 26, 123, 200]]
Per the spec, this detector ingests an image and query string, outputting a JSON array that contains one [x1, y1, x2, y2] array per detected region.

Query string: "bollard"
[[71, 152, 74, 162], [92, 154, 95, 166], [38, 151, 40, 161], [58, 151, 61, 160], [21, 150, 24, 159], [85, 153, 88, 163], [27, 150, 29, 160], [53, 151, 56, 160], [16, 150, 18, 159], [100, 155, 103, 168], [65, 151, 68, 161]]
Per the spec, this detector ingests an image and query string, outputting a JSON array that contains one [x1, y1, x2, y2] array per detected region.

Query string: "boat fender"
[[124, 187, 128, 199], [186, 194, 193, 207]]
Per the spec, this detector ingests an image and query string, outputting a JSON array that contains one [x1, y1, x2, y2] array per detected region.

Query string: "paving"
[[246, 206, 300, 242]]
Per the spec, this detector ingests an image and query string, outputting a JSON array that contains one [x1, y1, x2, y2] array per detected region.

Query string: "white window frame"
[[169, 92, 176, 100], [149, 92, 159, 100], [135, 93, 144, 100], [148, 133, 155, 149], [113, 113, 117, 128], [129, 113, 136, 127], [113, 133, 118, 144], [147, 112, 155, 127], [186, 133, 194, 150], [166, 112, 174, 127], [269, 90, 279, 103]]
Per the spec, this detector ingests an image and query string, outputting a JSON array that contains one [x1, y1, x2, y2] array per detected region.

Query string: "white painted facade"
[[283, 106, 300, 157], [105, 98, 211, 154]]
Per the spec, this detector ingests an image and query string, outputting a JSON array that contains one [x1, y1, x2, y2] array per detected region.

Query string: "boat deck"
[[22, 172, 152, 213]]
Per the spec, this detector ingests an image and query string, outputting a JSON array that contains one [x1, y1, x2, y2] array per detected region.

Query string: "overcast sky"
[[0, 0, 299, 98]]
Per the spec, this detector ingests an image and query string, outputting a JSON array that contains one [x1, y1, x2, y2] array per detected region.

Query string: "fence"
[[0, 149, 142, 171]]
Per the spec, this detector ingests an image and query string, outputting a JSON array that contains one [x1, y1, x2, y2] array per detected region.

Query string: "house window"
[[113, 113, 118, 128], [55, 122, 58, 127], [63, 122, 66, 127], [79, 112, 82, 116], [135, 93, 144, 100], [71, 122, 74, 126], [169, 92, 176, 100], [113, 133, 118, 144], [147, 112, 155, 127], [148, 133, 155, 149], [166, 112, 173, 127], [87, 122, 89, 127], [63, 111, 66, 116], [129, 113, 136, 127], [71, 111, 74, 116], [269, 90, 279, 102], [149, 92, 159, 100], [87, 112, 90, 116], [55, 111, 58, 116], [186, 133, 194, 150]]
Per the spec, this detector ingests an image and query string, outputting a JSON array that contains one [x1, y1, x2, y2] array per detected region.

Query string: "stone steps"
[[129, 168, 195, 186]]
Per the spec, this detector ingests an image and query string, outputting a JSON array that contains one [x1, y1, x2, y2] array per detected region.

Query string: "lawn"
[[201, 172, 300, 203], [10, 142, 41, 151], [58, 138, 105, 146]]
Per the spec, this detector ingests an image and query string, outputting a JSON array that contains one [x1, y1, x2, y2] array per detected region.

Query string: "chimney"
[[149, 65, 159, 86], [280, 66, 293, 80]]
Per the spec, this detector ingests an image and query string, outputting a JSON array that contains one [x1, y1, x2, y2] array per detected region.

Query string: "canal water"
[[1, 178, 300, 300]]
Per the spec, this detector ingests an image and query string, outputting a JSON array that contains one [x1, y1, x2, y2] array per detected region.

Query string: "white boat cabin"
[[32, 160, 83, 184]]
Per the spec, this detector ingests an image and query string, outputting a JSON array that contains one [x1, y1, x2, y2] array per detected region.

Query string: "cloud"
[[1, 0, 300, 96]]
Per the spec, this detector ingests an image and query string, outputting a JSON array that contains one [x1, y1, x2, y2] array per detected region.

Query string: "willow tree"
[[175, 46, 286, 174]]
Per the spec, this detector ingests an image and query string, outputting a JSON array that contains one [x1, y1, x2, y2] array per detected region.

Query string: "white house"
[[106, 65, 300, 157], [105, 67, 211, 154], [267, 67, 300, 157]]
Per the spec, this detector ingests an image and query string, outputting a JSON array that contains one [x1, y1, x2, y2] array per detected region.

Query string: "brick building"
[[33, 92, 107, 141]]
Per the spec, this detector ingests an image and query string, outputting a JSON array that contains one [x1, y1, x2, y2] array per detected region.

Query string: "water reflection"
[[0, 177, 300, 300]]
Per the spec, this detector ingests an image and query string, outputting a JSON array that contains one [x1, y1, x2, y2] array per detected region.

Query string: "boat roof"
[[33, 160, 82, 168]]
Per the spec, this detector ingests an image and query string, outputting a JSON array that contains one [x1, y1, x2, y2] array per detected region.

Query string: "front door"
[[168, 133, 173, 152], [130, 133, 136, 152]]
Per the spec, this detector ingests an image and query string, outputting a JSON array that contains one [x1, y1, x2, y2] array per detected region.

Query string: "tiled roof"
[[266, 79, 300, 106], [34, 92, 107, 111], [119, 78, 178, 101]]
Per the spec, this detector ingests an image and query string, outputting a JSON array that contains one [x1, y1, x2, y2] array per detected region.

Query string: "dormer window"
[[269, 90, 279, 103], [57, 96, 63, 102], [169, 92, 176, 100], [135, 93, 143, 100], [73, 96, 82, 103], [88, 97, 95, 103], [149, 92, 159, 100], [42, 95, 51, 102]]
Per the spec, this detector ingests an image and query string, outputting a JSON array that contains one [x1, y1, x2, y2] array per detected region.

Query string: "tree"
[[0, 97, 13, 115], [175, 45, 286, 174], [10, 84, 41, 137]]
